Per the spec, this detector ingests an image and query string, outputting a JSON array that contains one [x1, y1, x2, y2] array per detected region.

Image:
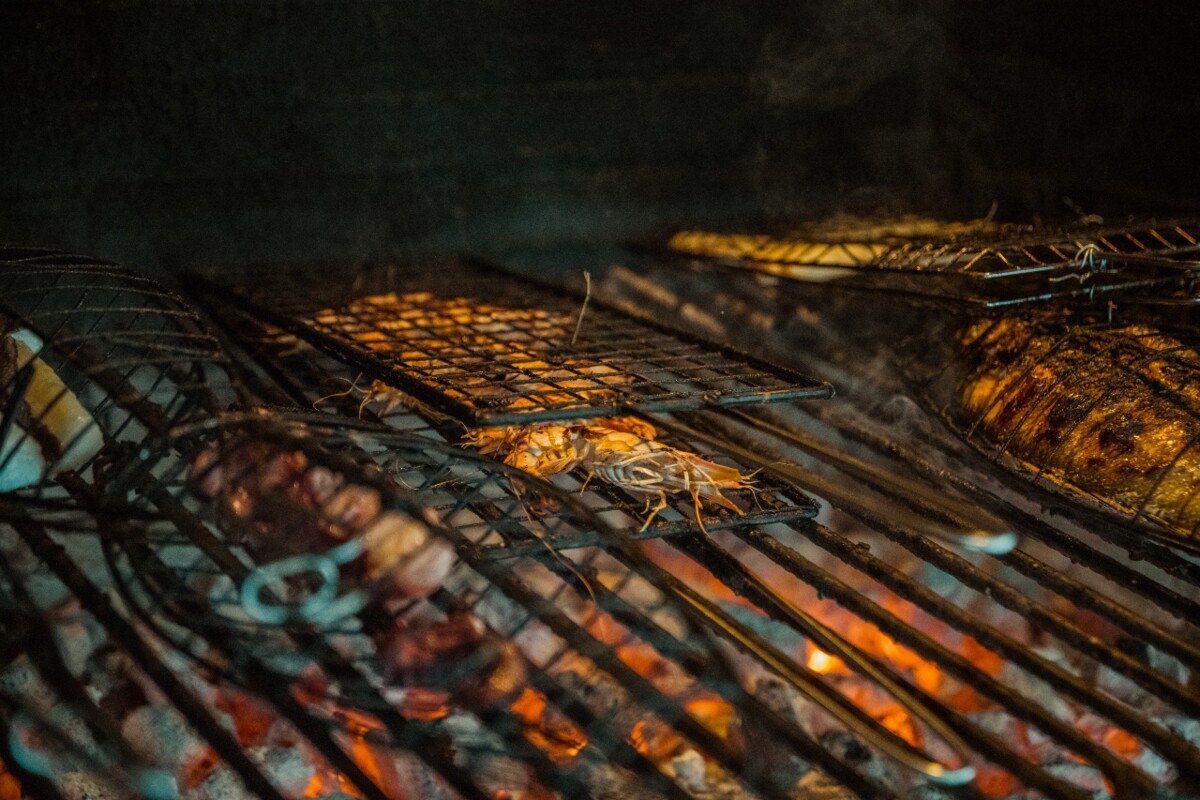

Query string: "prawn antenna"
[[312, 373, 367, 411], [569, 271, 592, 348]]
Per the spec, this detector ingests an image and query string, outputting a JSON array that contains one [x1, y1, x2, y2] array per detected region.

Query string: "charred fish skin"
[[935, 313, 1200, 545]]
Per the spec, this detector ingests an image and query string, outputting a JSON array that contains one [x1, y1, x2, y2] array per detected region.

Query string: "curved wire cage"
[[0, 251, 239, 528], [90, 412, 734, 756]]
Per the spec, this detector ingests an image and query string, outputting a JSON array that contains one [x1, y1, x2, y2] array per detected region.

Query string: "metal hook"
[[1072, 242, 1105, 271], [240, 538, 366, 625]]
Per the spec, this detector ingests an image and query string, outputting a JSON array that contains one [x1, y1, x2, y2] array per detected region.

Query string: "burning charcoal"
[[1094, 663, 1147, 706], [1133, 743, 1175, 784], [740, 676, 811, 785], [584, 764, 673, 800], [248, 746, 315, 795], [187, 764, 252, 800], [380, 612, 527, 714], [669, 748, 708, 794], [969, 710, 1021, 739], [1169, 717, 1200, 748], [1147, 646, 1190, 687], [791, 769, 856, 800], [816, 730, 898, 788], [55, 772, 130, 800], [555, 669, 621, 720], [1030, 645, 1080, 677], [1044, 760, 1106, 793], [120, 706, 206, 767], [1000, 663, 1073, 723]]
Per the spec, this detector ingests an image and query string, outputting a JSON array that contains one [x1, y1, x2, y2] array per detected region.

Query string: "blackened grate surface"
[[665, 221, 1200, 306], [196, 301, 820, 539], [187, 260, 831, 426]]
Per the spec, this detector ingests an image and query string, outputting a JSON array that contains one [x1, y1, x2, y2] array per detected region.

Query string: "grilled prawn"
[[462, 416, 752, 531]]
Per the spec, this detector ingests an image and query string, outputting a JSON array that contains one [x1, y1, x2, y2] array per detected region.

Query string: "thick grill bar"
[[96, 414, 909, 799], [594, 262, 1200, 799], [210, 287, 1200, 798]]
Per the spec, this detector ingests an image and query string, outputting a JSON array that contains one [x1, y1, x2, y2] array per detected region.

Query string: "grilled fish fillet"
[[955, 315, 1200, 542]]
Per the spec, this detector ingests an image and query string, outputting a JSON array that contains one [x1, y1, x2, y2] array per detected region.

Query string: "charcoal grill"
[[2, 250, 1200, 800]]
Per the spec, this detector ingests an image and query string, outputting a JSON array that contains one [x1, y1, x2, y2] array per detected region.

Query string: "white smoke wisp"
[[752, 0, 947, 110]]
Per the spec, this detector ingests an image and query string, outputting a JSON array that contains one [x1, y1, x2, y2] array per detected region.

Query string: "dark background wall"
[[2, 1, 1199, 277]]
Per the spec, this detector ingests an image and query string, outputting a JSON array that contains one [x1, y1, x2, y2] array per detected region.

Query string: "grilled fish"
[[606, 247, 1200, 550], [935, 313, 1200, 546]]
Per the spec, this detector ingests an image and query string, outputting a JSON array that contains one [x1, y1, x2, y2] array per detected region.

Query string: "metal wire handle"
[[1069, 243, 1200, 275]]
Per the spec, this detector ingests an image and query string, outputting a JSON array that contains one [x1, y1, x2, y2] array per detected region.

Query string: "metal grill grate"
[[186, 259, 831, 426], [85, 412, 972, 799], [598, 260, 1200, 800], [196, 301, 820, 540], [663, 221, 1200, 307], [5, 252, 1200, 800]]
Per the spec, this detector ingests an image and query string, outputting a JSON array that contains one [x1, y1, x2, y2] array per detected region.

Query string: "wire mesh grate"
[[196, 301, 820, 541], [187, 259, 832, 426], [664, 220, 1200, 306]]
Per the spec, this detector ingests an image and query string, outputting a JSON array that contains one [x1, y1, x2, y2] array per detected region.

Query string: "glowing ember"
[[975, 766, 1021, 798], [806, 645, 847, 676], [214, 690, 277, 747], [510, 688, 589, 762], [181, 748, 221, 790], [631, 717, 685, 763], [0, 757, 20, 800]]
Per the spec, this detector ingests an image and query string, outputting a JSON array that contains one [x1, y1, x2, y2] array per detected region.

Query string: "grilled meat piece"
[[950, 314, 1200, 544]]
